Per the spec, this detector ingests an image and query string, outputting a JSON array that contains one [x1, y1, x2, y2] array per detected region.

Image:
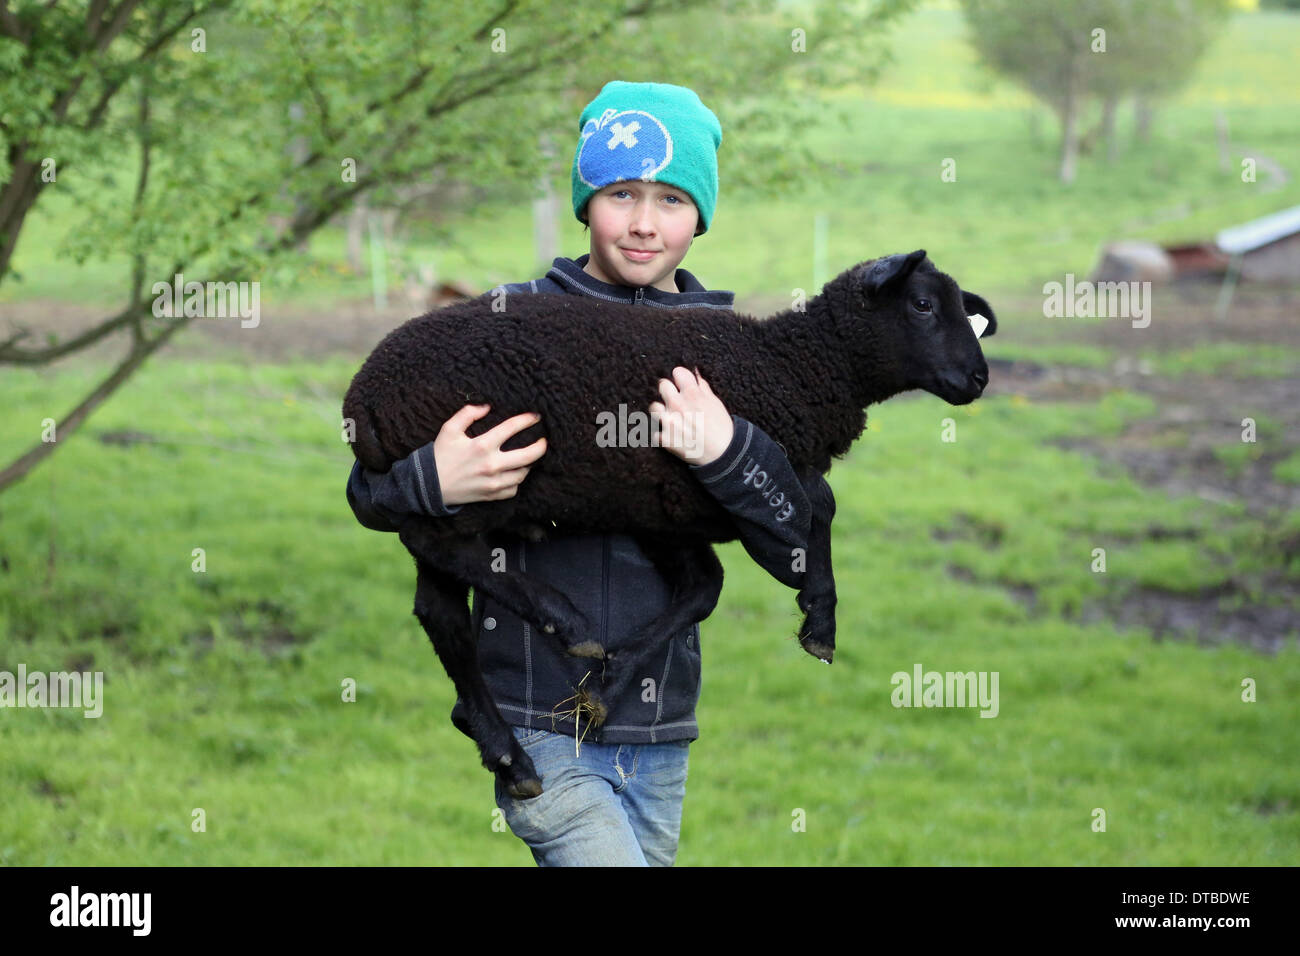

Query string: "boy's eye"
[[612, 190, 684, 203]]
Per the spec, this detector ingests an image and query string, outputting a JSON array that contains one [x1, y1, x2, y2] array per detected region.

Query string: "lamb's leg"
[[593, 539, 725, 722], [411, 557, 546, 799], [794, 471, 838, 663], [397, 521, 599, 659]]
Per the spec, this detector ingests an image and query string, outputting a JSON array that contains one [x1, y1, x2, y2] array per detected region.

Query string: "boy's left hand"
[[649, 366, 734, 466]]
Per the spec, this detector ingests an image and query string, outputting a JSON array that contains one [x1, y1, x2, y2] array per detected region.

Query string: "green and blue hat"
[[571, 81, 722, 235]]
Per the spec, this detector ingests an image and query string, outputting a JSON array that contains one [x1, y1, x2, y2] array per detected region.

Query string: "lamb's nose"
[[971, 368, 988, 390]]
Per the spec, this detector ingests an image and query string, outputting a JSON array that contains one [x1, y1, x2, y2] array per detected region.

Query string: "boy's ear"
[[961, 291, 997, 337]]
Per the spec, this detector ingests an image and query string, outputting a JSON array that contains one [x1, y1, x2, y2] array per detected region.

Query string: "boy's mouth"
[[620, 248, 658, 262]]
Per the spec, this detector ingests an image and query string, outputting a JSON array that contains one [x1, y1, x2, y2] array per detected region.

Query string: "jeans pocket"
[[513, 724, 555, 747], [678, 625, 702, 695]]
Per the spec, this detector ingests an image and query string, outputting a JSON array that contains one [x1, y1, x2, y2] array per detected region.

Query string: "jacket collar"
[[546, 254, 734, 310]]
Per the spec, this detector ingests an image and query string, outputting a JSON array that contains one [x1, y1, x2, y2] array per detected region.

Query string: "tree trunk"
[[345, 195, 368, 275], [0, 153, 44, 284], [532, 134, 559, 271], [1135, 96, 1153, 143], [1102, 94, 1119, 164], [1058, 84, 1080, 184], [1215, 109, 1231, 173]]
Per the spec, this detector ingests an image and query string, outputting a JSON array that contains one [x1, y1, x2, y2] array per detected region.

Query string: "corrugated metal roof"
[[1215, 204, 1300, 255]]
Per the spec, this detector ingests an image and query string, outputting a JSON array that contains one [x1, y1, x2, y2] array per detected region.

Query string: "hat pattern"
[[576, 107, 674, 189]]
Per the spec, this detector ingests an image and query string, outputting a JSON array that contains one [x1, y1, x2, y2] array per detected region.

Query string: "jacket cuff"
[[689, 415, 809, 531], [406, 441, 462, 516], [346, 459, 400, 532], [361, 441, 462, 523], [689, 414, 750, 484]]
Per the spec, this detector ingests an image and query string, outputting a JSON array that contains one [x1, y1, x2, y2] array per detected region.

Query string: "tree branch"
[[128, 63, 153, 344], [0, 2, 224, 282], [99, 0, 144, 51], [470, 0, 518, 41], [280, 13, 338, 145], [0, 300, 147, 363], [79, 1, 224, 131], [0, 2, 30, 42], [0, 304, 193, 492], [85, 0, 109, 39]]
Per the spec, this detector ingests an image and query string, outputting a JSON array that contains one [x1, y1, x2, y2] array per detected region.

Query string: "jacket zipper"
[[600, 535, 610, 652], [634, 287, 644, 305], [520, 539, 532, 728]]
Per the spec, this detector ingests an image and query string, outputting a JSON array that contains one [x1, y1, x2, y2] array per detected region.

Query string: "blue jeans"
[[494, 724, 691, 866]]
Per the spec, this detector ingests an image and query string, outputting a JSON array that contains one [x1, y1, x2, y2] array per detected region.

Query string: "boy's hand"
[[434, 404, 546, 506], [649, 366, 734, 466]]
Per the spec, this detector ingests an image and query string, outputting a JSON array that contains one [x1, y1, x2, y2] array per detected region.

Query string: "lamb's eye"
[[913, 297, 932, 313]]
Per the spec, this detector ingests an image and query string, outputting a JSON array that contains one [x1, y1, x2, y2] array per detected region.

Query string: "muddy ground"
[[970, 286, 1300, 655], [4, 282, 1298, 653]]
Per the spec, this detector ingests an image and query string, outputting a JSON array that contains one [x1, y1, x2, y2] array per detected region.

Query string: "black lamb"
[[342, 249, 997, 798]]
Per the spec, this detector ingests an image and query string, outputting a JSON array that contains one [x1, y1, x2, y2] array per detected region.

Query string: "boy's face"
[[581, 180, 700, 294]]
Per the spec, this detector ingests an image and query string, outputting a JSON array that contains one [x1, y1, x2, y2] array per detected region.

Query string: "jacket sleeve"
[[688, 414, 812, 589], [346, 440, 462, 533], [348, 278, 548, 533]]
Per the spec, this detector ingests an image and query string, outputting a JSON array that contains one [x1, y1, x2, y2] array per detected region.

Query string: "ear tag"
[[968, 313, 989, 339]]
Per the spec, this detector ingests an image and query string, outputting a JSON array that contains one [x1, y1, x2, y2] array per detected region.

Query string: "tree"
[[1121, 0, 1231, 144], [0, 0, 918, 492], [959, 0, 1231, 181]]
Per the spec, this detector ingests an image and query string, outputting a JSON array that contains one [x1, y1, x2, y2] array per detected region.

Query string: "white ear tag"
[[968, 313, 989, 339]]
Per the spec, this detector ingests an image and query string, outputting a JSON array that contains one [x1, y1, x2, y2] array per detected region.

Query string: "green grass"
[[0, 351, 1296, 865], [986, 341, 1300, 377], [1274, 449, 1300, 486], [1211, 412, 1285, 476], [984, 343, 1117, 368], [1148, 342, 1300, 378], [2, 1, 1299, 865]]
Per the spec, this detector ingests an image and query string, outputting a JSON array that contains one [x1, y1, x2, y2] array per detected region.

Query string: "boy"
[[346, 81, 811, 865]]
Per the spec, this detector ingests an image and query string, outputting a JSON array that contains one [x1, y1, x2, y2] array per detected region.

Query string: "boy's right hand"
[[434, 404, 546, 506]]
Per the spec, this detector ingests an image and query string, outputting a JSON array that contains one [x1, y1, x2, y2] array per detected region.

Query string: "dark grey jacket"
[[345, 254, 812, 743]]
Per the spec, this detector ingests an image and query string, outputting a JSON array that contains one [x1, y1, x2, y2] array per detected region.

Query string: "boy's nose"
[[631, 203, 656, 233]]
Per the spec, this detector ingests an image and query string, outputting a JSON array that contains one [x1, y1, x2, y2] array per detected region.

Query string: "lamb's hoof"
[[801, 639, 834, 664], [498, 751, 544, 800], [566, 639, 606, 659], [586, 694, 609, 728], [507, 776, 544, 800]]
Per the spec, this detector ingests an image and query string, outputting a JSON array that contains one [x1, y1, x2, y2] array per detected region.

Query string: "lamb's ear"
[[962, 290, 997, 338], [862, 249, 927, 296]]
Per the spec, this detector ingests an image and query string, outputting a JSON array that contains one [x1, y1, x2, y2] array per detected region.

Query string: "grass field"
[[1, 1, 1298, 865], [1, 350, 1295, 864]]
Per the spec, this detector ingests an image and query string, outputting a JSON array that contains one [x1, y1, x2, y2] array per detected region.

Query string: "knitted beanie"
[[571, 81, 722, 235]]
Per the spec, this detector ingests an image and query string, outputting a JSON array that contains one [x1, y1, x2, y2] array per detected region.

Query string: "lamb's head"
[[832, 249, 997, 406]]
